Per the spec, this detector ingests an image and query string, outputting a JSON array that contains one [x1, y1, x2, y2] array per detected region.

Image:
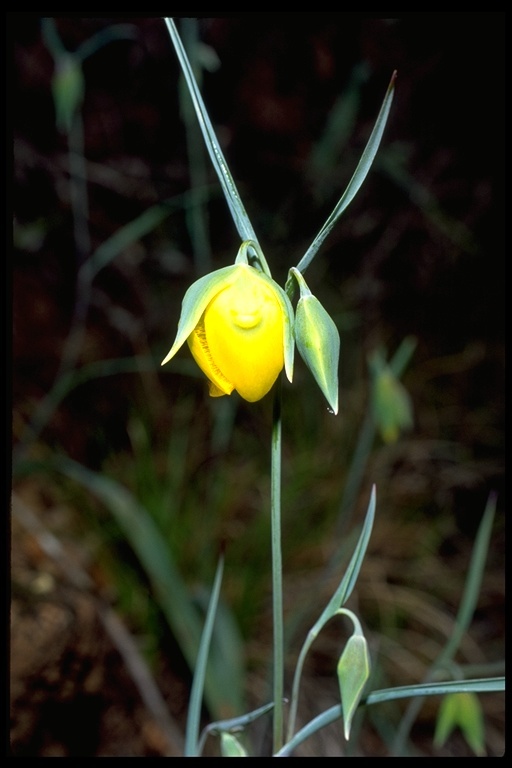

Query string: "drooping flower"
[[162, 256, 294, 402]]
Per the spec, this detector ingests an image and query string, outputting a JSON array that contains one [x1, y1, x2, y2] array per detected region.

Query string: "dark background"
[[11, 14, 505, 757]]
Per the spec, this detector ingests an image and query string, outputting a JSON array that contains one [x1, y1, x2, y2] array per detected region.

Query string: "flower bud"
[[162, 261, 294, 402], [52, 54, 84, 134], [290, 267, 340, 414], [434, 691, 486, 756], [337, 632, 371, 740], [372, 362, 413, 443]]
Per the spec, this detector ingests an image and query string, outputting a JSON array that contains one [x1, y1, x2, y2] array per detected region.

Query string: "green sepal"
[[161, 264, 240, 365], [433, 691, 486, 757], [290, 267, 340, 413], [220, 731, 249, 757], [337, 631, 371, 740], [235, 239, 272, 278]]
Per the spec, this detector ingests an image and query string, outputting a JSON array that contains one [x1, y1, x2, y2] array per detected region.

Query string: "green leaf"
[[440, 492, 497, 666], [434, 691, 486, 756], [337, 632, 371, 740], [322, 484, 376, 618]]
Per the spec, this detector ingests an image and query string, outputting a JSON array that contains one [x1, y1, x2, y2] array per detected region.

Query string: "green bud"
[[371, 358, 413, 443], [337, 632, 371, 740], [434, 691, 486, 757], [52, 53, 84, 134], [290, 267, 340, 414], [220, 731, 249, 757]]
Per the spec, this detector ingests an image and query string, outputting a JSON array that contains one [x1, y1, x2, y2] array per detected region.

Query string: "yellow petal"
[[187, 318, 234, 396]]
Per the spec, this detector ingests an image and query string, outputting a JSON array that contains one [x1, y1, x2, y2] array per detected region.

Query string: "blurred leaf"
[[87, 195, 203, 279], [440, 492, 497, 666], [371, 361, 413, 443], [378, 143, 478, 254], [393, 492, 499, 753], [53, 455, 245, 721], [307, 61, 370, 194], [74, 23, 138, 62]]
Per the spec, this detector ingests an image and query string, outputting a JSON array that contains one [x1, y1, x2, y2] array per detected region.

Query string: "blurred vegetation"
[[11, 14, 504, 757]]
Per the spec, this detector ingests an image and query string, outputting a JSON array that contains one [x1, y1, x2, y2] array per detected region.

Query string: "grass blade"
[[52, 455, 244, 721], [186, 552, 225, 756]]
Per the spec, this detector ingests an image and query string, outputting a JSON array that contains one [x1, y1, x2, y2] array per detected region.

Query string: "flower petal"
[[187, 316, 234, 396]]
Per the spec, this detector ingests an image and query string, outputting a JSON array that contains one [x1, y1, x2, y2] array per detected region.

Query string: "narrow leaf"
[[164, 17, 258, 245], [320, 484, 376, 621], [186, 553, 225, 756], [295, 71, 396, 275], [276, 677, 504, 757]]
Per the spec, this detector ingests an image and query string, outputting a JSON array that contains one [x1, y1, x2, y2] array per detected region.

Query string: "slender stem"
[[286, 630, 313, 742], [271, 376, 284, 753]]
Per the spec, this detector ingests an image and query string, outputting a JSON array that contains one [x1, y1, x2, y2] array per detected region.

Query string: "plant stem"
[[271, 377, 284, 753]]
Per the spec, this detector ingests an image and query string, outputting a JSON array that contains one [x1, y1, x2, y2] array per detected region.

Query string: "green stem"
[[286, 629, 314, 742], [271, 377, 284, 754]]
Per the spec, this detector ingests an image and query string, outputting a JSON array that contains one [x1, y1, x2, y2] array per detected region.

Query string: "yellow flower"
[[162, 261, 294, 402]]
